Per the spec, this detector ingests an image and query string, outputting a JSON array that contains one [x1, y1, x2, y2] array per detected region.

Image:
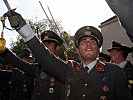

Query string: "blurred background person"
[[0, 48, 34, 100], [108, 40, 133, 97]]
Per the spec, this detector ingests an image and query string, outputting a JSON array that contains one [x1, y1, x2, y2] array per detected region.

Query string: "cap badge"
[[45, 31, 48, 34], [86, 26, 90, 30], [44, 36, 49, 40], [84, 31, 91, 36]]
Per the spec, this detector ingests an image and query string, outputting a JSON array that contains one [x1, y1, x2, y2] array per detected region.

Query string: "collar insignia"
[[96, 63, 104, 72]]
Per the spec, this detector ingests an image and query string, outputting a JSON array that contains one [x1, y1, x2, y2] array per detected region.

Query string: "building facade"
[[99, 16, 133, 64]]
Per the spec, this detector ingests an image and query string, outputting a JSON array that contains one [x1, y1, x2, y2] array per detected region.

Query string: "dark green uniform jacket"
[[0, 71, 10, 100], [25, 36, 132, 100], [123, 61, 133, 97], [0, 68, 34, 100], [2, 49, 64, 100]]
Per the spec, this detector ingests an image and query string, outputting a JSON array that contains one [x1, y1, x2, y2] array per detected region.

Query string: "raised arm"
[[5, 10, 72, 83], [1, 48, 37, 77]]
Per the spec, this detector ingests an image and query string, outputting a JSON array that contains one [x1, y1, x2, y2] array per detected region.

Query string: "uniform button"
[[82, 94, 86, 98], [84, 83, 88, 87]]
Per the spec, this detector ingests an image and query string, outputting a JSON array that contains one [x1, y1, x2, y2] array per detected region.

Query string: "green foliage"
[[59, 31, 76, 60], [10, 35, 27, 54], [9, 18, 77, 61], [27, 18, 63, 38]]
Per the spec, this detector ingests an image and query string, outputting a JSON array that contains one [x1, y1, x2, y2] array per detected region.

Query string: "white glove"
[[6, 10, 34, 41], [105, 0, 133, 43]]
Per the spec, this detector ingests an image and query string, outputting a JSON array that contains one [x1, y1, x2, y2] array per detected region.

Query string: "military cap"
[[41, 30, 63, 46], [99, 52, 111, 62], [74, 26, 103, 47], [107, 41, 132, 53], [18, 48, 32, 58]]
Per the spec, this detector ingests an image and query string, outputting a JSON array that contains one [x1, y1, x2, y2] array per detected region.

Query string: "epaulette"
[[96, 62, 105, 72]]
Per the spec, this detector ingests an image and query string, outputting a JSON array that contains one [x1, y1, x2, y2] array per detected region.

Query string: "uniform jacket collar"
[[123, 60, 133, 71], [77, 60, 105, 83]]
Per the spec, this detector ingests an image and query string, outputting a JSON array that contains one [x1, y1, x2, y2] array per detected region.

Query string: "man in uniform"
[[1, 30, 66, 100], [0, 48, 34, 100], [5, 10, 133, 100], [107, 40, 133, 97]]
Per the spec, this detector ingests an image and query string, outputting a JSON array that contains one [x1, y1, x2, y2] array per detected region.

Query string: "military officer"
[[107, 40, 133, 97], [1, 30, 66, 100], [5, 10, 133, 100], [32, 30, 64, 100], [0, 48, 34, 100]]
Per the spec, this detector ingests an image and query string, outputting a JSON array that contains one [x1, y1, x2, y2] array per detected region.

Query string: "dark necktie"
[[84, 66, 89, 72]]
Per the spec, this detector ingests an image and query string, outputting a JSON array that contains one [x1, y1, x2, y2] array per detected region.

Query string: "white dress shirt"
[[119, 60, 127, 69], [83, 60, 97, 73]]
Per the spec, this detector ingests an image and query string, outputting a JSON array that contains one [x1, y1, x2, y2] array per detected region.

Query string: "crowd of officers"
[[0, 10, 133, 100], [0, 27, 133, 100], [0, 30, 79, 100]]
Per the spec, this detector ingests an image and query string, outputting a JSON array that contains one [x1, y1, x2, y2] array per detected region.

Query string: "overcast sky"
[[0, 0, 115, 48]]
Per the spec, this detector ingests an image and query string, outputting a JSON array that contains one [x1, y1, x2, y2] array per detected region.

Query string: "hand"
[[5, 10, 34, 42], [5, 10, 26, 30]]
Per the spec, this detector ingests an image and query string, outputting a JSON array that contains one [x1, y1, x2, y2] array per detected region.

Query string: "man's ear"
[[56, 45, 60, 50]]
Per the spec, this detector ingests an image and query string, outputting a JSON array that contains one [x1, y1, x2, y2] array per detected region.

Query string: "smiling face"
[[76, 36, 100, 64]]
